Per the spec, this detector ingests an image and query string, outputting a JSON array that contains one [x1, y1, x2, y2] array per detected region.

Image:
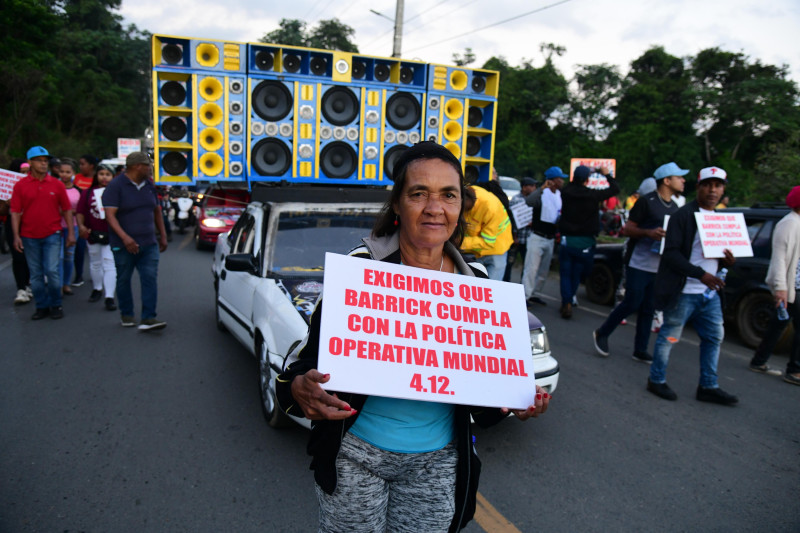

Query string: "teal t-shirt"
[[349, 396, 455, 453]]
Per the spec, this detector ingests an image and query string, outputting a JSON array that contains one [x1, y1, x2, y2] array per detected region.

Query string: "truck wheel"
[[259, 339, 291, 428], [586, 263, 615, 306], [736, 291, 774, 348]]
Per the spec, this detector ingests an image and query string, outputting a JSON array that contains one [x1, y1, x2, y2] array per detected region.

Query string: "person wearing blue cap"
[[521, 166, 566, 306], [557, 165, 619, 318], [9, 146, 76, 319]]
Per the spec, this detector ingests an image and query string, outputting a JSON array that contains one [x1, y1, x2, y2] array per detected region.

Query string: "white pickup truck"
[[212, 186, 559, 429]]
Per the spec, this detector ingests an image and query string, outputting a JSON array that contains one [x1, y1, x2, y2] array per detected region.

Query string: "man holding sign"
[[649, 167, 738, 405], [276, 142, 549, 533]]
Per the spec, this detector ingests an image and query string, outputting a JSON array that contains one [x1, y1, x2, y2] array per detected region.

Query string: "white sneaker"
[[25, 286, 33, 298], [572, 295, 579, 307], [14, 289, 30, 305]]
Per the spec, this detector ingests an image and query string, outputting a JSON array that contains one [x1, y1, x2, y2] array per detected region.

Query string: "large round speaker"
[[162, 117, 187, 141], [162, 43, 183, 65], [196, 43, 219, 67], [468, 106, 483, 127], [160, 81, 186, 106], [399, 66, 414, 84], [374, 63, 390, 82], [252, 138, 291, 176], [310, 57, 327, 76], [199, 103, 223, 127], [384, 145, 409, 180], [199, 152, 223, 176], [252, 81, 293, 122], [320, 142, 357, 179], [443, 121, 462, 142], [472, 75, 486, 93], [450, 70, 468, 91], [199, 128, 223, 151], [353, 60, 367, 79], [386, 92, 421, 131], [162, 152, 188, 176], [199, 77, 223, 101], [283, 53, 301, 73], [321, 87, 358, 126], [255, 50, 274, 71], [465, 165, 479, 184], [466, 136, 481, 156]]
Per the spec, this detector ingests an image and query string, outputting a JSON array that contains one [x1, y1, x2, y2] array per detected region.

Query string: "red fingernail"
[[350, 409, 358, 415], [323, 373, 330, 379], [536, 393, 542, 400]]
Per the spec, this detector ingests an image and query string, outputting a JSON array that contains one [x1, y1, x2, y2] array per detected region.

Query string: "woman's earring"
[[393, 215, 399, 226]]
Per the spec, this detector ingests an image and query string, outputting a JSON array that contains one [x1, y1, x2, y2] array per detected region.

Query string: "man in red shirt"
[[10, 146, 75, 319]]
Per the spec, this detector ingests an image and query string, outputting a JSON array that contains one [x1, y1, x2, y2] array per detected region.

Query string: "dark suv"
[[585, 204, 793, 350]]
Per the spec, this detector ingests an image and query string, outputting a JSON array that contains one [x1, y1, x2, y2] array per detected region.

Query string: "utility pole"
[[392, 0, 404, 57]]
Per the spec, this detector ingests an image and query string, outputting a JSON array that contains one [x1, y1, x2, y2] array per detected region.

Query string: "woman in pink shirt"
[[58, 160, 81, 296]]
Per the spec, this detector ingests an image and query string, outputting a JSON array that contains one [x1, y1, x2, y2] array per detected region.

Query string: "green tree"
[[260, 18, 358, 52], [260, 18, 307, 46], [755, 130, 800, 203], [452, 48, 475, 67], [569, 63, 622, 141]]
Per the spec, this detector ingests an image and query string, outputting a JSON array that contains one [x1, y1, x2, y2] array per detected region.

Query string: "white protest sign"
[[570, 158, 617, 190], [318, 252, 537, 409], [93, 187, 106, 219], [658, 215, 670, 255], [0, 168, 25, 201], [510, 201, 533, 229], [117, 138, 141, 158], [694, 211, 753, 258]]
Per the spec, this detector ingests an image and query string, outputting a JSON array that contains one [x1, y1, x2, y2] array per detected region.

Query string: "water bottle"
[[704, 268, 728, 299], [777, 301, 790, 321]]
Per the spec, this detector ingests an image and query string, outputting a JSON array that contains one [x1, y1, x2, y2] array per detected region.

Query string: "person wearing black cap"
[[557, 165, 619, 318]]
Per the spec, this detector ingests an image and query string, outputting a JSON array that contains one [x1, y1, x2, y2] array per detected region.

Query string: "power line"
[[405, 0, 573, 54]]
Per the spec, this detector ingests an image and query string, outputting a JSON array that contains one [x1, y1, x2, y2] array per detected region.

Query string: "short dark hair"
[[80, 154, 99, 167], [372, 141, 468, 247]]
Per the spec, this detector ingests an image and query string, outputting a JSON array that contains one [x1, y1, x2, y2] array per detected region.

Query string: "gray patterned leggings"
[[316, 432, 458, 533]]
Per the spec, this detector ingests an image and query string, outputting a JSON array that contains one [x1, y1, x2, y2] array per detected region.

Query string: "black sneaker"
[[748, 363, 781, 376], [593, 330, 609, 357], [71, 278, 84, 287], [88, 289, 103, 303], [138, 318, 167, 331], [527, 296, 547, 306], [784, 373, 800, 386], [632, 351, 653, 364], [104, 298, 117, 311], [31, 308, 50, 320], [50, 306, 64, 319], [696, 386, 738, 405], [647, 379, 677, 401]]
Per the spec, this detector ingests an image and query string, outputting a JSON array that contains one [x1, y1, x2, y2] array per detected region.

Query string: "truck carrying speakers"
[[152, 34, 499, 187]]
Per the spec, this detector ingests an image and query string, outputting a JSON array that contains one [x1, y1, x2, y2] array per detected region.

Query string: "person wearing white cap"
[[648, 166, 738, 405]]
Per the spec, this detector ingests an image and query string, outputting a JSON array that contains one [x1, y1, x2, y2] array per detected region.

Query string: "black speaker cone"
[[284, 53, 301, 73], [386, 92, 421, 131], [321, 87, 358, 126], [468, 106, 483, 127], [471, 75, 486, 93], [252, 81, 293, 122], [353, 60, 366, 79], [466, 136, 481, 156], [374, 63, 390, 82], [251, 138, 291, 176], [399, 66, 414, 84], [320, 142, 357, 179], [162, 151, 187, 175], [162, 43, 183, 65], [464, 165, 479, 184], [384, 145, 409, 180], [162, 117, 187, 141], [255, 50, 274, 70], [161, 81, 186, 106], [310, 56, 327, 75]]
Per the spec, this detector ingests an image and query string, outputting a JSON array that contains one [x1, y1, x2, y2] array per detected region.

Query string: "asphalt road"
[[1, 235, 798, 532]]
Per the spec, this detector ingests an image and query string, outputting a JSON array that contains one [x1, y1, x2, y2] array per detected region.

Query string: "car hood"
[[528, 311, 543, 329], [276, 277, 324, 324]]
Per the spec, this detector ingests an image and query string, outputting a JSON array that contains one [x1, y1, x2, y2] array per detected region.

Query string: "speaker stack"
[[151, 35, 498, 187], [424, 65, 499, 183]]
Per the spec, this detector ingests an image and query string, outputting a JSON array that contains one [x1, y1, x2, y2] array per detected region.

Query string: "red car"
[[194, 185, 251, 249]]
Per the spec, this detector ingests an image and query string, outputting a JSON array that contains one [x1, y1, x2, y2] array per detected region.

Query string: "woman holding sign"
[[276, 142, 550, 533], [76, 164, 116, 310]]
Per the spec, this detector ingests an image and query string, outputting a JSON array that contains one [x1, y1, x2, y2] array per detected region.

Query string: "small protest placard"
[[0, 168, 25, 201], [694, 211, 753, 258], [510, 201, 532, 229], [318, 253, 537, 409], [117, 138, 141, 159], [570, 158, 617, 190]]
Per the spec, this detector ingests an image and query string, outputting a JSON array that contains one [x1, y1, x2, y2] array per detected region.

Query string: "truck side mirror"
[[225, 253, 258, 275]]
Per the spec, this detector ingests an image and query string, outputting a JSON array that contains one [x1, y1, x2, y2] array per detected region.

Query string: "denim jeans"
[[559, 243, 595, 305], [73, 236, 87, 282], [650, 292, 724, 388], [22, 232, 62, 309], [60, 227, 76, 288], [476, 253, 506, 281], [523, 233, 554, 298], [751, 297, 800, 374], [596, 266, 655, 354], [112, 244, 160, 319]]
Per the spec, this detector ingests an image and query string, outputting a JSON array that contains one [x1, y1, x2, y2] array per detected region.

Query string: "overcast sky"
[[119, 0, 800, 84]]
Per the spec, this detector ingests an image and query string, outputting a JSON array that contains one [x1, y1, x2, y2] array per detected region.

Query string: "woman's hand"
[[291, 370, 357, 420], [502, 385, 551, 421]]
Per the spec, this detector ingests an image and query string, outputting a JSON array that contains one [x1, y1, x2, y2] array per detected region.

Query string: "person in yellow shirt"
[[716, 195, 729, 209], [461, 185, 513, 280], [625, 191, 639, 211]]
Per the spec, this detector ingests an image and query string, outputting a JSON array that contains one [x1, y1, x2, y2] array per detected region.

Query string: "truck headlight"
[[530, 327, 549, 355]]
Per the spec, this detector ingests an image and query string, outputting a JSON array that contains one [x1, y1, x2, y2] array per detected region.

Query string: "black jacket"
[[275, 236, 508, 533], [558, 177, 619, 236], [653, 200, 709, 310]]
